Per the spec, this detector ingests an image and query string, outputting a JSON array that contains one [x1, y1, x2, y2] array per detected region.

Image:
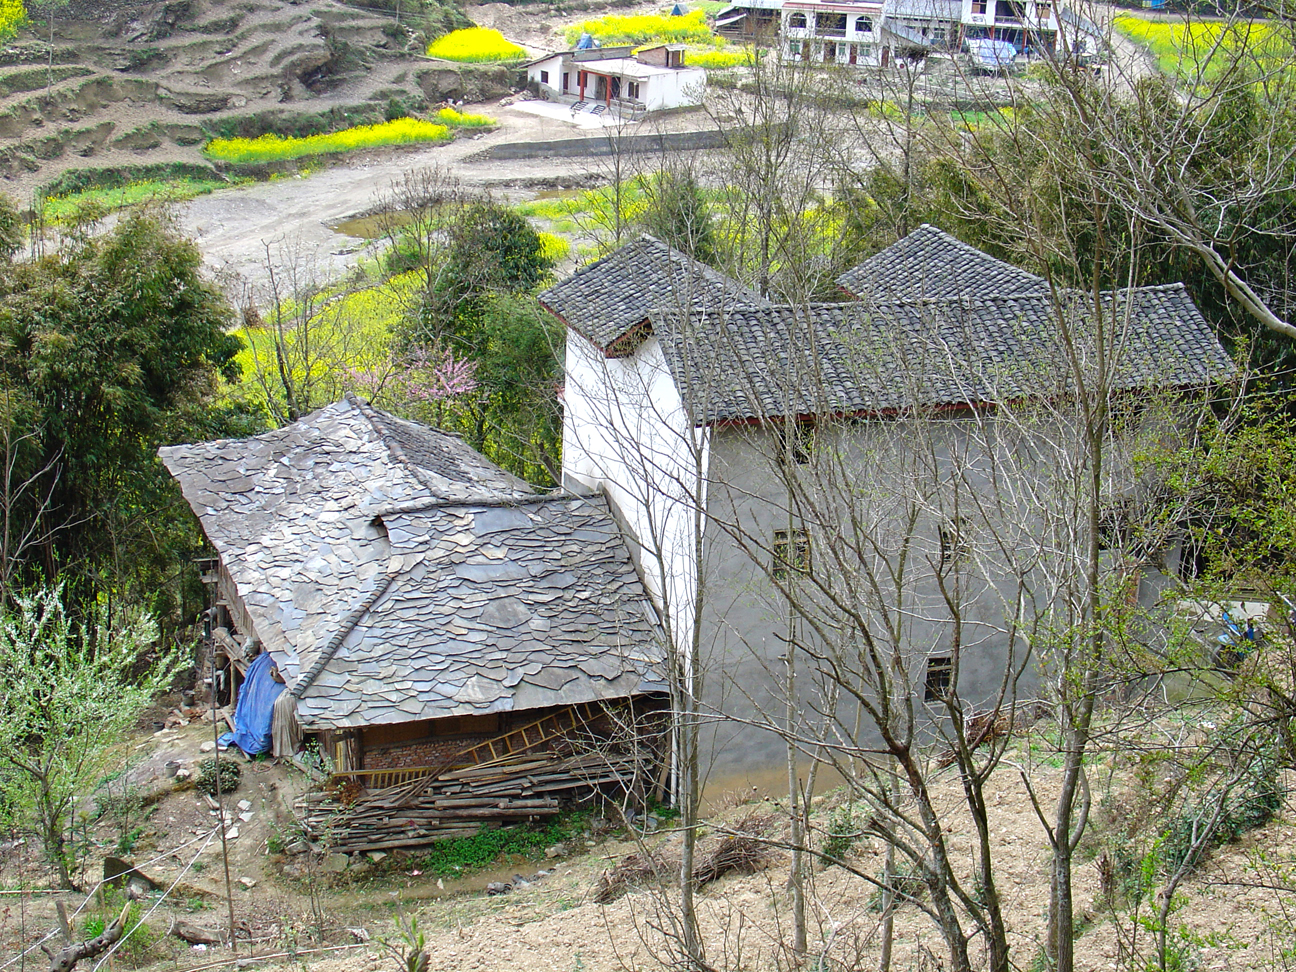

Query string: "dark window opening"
[[1098, 505, 1130, 552], [819, 12, 847, 35], [939, 516, 968, 569], [925, 656, 953, 702], [995, 0, 1025, 19], [972, 0, 988, 13], [774, 528, 811, 578], [855, 15, 873, 31], [788, 11, 808, 28], [778, 421, 815, 464], [540, 70, 549, 84], [1177, 534, 1209, 582]]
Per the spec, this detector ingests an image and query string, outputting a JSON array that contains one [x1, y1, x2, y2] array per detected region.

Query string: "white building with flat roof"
[[526, 44, 706, 115]]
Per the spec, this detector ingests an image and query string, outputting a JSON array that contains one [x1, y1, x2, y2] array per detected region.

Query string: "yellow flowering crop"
[[436, 107, 497, 127], [565, 10, 717, 47], [0, 0, 26, 43], [684, 47, 752, 68], [204, 119, 452, 164], [1115, 15, 1285, 79], [426, 27, 527, 63]]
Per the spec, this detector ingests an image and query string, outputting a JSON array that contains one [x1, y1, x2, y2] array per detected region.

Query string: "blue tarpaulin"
[[218, 651, 285, 756], [968, 38, 1017, 71], [670, 4, 687, 15], [575, 31, 595, 49]]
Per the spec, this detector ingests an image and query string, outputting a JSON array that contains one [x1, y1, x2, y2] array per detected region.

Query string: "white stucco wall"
[[562, 330, 709, 655], [642, 68, 707, 110]]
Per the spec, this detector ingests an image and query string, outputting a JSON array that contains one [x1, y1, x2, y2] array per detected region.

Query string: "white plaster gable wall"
[[563, 328, 708, 653], [643, 68, 707, 110]]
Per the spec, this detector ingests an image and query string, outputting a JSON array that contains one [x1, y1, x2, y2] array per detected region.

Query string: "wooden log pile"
[[297, 750, 643, 853]]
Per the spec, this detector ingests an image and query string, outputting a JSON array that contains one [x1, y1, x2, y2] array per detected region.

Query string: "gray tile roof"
[[836, 224, 1050, 301], [652, 284, 1235, 423], [538, 234, 767, 353], [159, 397, 665, 729]]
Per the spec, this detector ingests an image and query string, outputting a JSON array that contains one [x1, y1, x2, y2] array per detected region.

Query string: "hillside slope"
[[0, 0, 515, 202]]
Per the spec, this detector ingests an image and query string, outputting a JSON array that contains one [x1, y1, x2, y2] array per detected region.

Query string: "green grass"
[[565, 9, 718, 47], [426, 27, 526, 63], [414, 811, 592, 877], [41, 176, 231, 223], [204, 118, 452, 164]]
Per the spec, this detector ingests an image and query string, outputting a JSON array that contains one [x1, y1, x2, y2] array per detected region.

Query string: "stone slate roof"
[[538, 234, 767, 353], [651, 284, 1235, 424], [836, 224, 1049, 301], [159, 397, 665, 729]]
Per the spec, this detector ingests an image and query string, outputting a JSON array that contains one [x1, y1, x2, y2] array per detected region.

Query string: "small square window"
[[972, 0, 987, 13], [924, 656, 953, 702], [774, 528, 811, 578], [777, 421, 815, 465], [540, 70, 550, 84]]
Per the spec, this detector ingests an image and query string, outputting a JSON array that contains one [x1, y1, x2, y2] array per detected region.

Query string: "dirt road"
[[179, 102, 710, 294]]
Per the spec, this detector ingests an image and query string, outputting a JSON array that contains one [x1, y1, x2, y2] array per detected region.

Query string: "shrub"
[[204, 118, 452, 165], [425, 27, 526, 63], [565, 10, 716, 47], [436, 107, 496, 127], [196, 757, 241, 796], [822, 802, 865, 864]]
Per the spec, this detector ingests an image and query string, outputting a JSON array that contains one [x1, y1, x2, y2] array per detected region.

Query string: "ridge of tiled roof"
[[651, 283, 1235, 424], [159, 400, 666, 727], [836, 224, 1050, 301], [538, 234, 767, 353]]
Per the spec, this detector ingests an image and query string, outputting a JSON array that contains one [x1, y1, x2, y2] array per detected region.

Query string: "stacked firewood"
[[298, 751, 643, 852]]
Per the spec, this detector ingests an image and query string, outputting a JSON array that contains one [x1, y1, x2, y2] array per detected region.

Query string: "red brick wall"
[[362, 735, 495, 770]]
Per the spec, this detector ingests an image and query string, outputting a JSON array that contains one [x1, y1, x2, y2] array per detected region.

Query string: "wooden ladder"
[[450, 700, 610, 768]]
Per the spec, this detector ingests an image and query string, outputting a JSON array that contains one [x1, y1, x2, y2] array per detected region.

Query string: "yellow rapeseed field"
[[426, 27, 526, 63], [436, 107, 496, 127], [684, 47, 752, 68], [1114, 14, 1286, 78], [565, 9, 717, 47], [0, 0, 26, 42], [204, 119, 452, 164]]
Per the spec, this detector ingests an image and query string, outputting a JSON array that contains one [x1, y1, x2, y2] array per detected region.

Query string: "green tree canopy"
[[0, 204, 253, 618]]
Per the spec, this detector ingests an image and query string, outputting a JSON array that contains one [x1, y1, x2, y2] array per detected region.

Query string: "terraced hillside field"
[[0, 0, 514, 202]]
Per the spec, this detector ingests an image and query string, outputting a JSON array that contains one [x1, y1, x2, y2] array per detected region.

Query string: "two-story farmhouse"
[[544, 228, 1234, 786], [720, 0, 1086, 65]]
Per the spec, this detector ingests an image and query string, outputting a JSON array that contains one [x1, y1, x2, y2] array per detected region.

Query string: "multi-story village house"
[[542, 228, 1234, 786]]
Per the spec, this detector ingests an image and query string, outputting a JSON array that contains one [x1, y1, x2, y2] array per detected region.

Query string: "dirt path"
[[178, 101, 712, 292]]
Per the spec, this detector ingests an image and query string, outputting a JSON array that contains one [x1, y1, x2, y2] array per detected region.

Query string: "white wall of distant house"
[[639, 67, 707, 109], [562, 329, 707, 658]]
